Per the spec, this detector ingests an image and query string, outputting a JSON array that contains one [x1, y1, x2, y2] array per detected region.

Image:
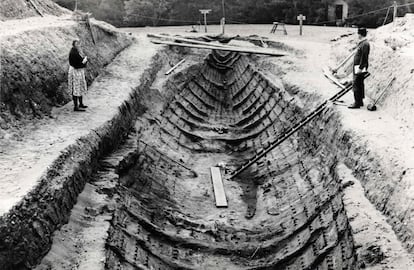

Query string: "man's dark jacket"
[[353, 39, 370, 71]]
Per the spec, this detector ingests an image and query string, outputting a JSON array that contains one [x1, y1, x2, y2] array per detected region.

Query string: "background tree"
[[124, 0, 171, 26], [52, 0, 413, 28]]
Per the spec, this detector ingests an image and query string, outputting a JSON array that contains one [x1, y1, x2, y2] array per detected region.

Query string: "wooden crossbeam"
[[210, 167, 228, 207], [150, 40, 287, 57]]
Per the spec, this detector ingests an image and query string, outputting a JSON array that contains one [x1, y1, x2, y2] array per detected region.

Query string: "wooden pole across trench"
[[150, 40, 287, 57], [148, 34, 288, 57], [147, 33, 234, 49]]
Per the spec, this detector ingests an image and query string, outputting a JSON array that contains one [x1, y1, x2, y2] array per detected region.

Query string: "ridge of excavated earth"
[[0, 37, 159, 215], [0, 36, 167, 269]]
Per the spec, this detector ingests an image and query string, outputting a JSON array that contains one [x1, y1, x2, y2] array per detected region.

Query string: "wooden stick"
[[165, 59, 186, 75], [250, 244, 262, 259], [333, 49, 357, 73], [259, 37, 268, 48], [86, 18, 97, 45], [372, 77, 395, 105], [28, 0, 44, 17], [151, 40, 287, 57], [393, 1, 398, 28]]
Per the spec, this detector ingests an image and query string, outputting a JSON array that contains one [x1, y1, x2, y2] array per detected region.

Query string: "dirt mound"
[[375, 13, 414, 51], [368, 14, 414, 128], [0, 0, 69, 20], [328, 14, 414, 257], [0, 18, 133, 141], [331, 14, 414, 129], [0, 41, 163, 270]]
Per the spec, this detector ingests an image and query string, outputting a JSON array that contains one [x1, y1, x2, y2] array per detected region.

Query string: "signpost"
[[199, 9, 212, 33], [297, 14, 306, 36], [393, 1, 397, 28], [221, 18, 226, 35], [221, 0, 226, 34]]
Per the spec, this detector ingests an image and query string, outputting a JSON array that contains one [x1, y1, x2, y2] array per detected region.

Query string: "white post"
[[297, 14, 306, 36], [74, 0, 78, 11], [204, 13, 207, 33], [393, 1, 398, 28], [199, 9, 211, 33], [222, 0, 226, 34]]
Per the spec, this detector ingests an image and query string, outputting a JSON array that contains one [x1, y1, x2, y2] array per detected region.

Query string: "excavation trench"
[[97, 50, 356, 270]]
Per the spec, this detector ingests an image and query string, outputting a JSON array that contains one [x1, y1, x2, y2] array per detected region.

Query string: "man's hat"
[[358, 27, 367, 36]]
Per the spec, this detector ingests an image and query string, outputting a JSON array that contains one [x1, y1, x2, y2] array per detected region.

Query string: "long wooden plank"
[[210, 167, 228, 207], [151, 40, 287, 57], [323, 67, 347, 89], [148, 33, 286, 55], [151, 39, 228, 50], [333, 49, 357, 72]]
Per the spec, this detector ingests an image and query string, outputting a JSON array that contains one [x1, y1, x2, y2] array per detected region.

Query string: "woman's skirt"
[[68, 66, 87, 97]]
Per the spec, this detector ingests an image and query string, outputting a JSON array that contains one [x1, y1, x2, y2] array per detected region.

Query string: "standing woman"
[[68, 40, 88, 111]]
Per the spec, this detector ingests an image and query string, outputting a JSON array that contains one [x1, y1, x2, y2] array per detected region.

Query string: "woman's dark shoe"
[[79, 97, 88, 108], [73, 96, 86, 111]]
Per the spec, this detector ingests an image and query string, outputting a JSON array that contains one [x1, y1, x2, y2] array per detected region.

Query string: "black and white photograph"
[[1, 0, 414, 269]]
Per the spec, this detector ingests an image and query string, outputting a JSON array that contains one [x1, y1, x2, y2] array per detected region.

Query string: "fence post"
[[393, 1, 398, 28], [382, 6, 391, 26]]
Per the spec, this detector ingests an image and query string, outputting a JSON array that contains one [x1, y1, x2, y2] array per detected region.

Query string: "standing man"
[[349, 27, 370, 109]]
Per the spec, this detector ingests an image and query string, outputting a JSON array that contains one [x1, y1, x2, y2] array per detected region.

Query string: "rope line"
[[397, 2, 414, 8]]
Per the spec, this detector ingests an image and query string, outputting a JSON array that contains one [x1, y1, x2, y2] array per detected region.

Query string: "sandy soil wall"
[[0, 0, 69, 20], [0, 21, 132, 123], [331, 15, 414, 129], [326, 17, 414, 254], [0, 52, 164, 270], [289, 84, 414, 257]]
